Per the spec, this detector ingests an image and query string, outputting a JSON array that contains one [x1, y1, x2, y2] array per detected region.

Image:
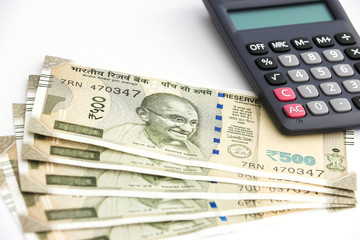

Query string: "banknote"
[[22, 194, 349, 232], [5, 135, 351, 234], [29, 56, 356, 188], [18, 78, 357, 196], [16, 81, 356, 197], [23, 209, 347, 240]]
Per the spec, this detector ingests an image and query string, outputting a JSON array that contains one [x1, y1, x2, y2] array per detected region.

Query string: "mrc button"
[[269, 40, 290, 52], [246, 42, 268, 55]]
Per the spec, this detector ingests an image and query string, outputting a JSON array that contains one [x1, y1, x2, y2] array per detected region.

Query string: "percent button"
[[256, 57, 277, 70]]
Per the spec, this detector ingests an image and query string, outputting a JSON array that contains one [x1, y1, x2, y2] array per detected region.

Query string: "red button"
[[274, 87, 296, 101], [283, 104, 306, 118]]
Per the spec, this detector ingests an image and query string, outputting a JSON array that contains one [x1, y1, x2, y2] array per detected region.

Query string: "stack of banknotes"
[[0, 55, 358, 240]]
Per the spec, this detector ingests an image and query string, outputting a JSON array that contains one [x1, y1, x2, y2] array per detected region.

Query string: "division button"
[[354, 62, 360, 73], [264, 72, 287, 85], [268, 40, 290, 52], [344, 47, 360, 59], [291, 38, 312, 50], [283, 104, 306, 118], [274, 87, 296, 101], [313, 35, 334, 47], [255, 57, 277, 70], [306, 101, 329, 116], [334, 32, 356, 45], [246, 42, 268, 55], [329, 98, 352, 113]]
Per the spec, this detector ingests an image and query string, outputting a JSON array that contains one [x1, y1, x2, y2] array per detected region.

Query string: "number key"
[[278, 54, 299, 67], [342, 79, 360, 93], [307, 101, 329, 116], [297, 85, 319, 99], [320, 82, 342, 96], [310, 67, 332, 80], [300, 52, 322, 65], [288, 69, 309, 82], [322, 49, 344, 62], [332, 64, 354, 77]]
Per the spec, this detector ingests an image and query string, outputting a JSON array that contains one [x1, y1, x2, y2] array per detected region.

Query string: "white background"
[[0, 0, 359, 239]]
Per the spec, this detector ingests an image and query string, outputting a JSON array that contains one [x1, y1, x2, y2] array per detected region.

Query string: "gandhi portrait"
[[103, 93, 203, 157]]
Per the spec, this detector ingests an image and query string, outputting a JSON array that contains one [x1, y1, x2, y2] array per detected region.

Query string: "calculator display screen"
[[229, 2, 334, 31]]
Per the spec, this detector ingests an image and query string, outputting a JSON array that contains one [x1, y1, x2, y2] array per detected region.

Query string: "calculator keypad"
[[247, 32, 360, 123]]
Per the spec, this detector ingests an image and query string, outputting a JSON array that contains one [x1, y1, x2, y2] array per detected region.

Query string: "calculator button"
[[255, 57, 277, 70], [329, 98, 352, 113], [309, 67, 332, 80], [352, 96, 360, 109], [283, 104, 306, 118], [334, 33, 356, 45], [268, 40, 290, 52], [264, 72, 286, 85], [287, 69, 309, 83], [278, 54, 299, 67], [322, 49, 344, 62], [297, 85, 319, 99], [344, 47, 360, 59], [313, 35, 334, 48], [355, 63, 360, 73], [291, 38, 312, 50], [300, 52, 322, 65], [274, 87, 296, 101], [306, 101, 329, 116], [246, 43, 268, 55], [320, 82, 342, 96], [332, 64, 354, 77], [342, 79, 360, 93]]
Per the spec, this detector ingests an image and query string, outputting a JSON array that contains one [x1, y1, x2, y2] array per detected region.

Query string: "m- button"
[[291, 38, 312, 50], [246, 42, 268, 55]]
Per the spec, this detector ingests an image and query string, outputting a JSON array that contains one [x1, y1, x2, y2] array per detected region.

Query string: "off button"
[[246, 42, 268, 55]]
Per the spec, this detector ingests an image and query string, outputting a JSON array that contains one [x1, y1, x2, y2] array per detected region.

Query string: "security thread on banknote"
[[28, 56, 355, 189]]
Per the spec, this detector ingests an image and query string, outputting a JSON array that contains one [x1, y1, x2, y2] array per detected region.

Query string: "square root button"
[[283, 104, 306, 118]]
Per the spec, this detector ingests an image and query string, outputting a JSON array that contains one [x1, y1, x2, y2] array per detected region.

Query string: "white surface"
[[0, 0, 359, 239]]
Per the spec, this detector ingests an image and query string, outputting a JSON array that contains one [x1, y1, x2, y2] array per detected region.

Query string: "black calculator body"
[[203, 0, 360, 135]]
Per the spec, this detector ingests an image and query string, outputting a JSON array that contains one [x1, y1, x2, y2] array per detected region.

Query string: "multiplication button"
[[352, 96, 360, 109], [344, 47, 360, 60]]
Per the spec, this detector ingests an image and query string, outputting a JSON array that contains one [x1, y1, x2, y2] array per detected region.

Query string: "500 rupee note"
[[28, 58, 357, 188], [17, 79, 356, 195]]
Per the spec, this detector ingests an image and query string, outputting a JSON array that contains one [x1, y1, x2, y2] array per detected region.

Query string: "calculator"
[[203, 0, 360, 135]]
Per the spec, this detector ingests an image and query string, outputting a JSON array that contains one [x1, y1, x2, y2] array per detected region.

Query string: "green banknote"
[[18, 78, 357, 195], [28, 57, 357, 188], [23, 195, 343, 232], [23, 209, 347, 240]]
